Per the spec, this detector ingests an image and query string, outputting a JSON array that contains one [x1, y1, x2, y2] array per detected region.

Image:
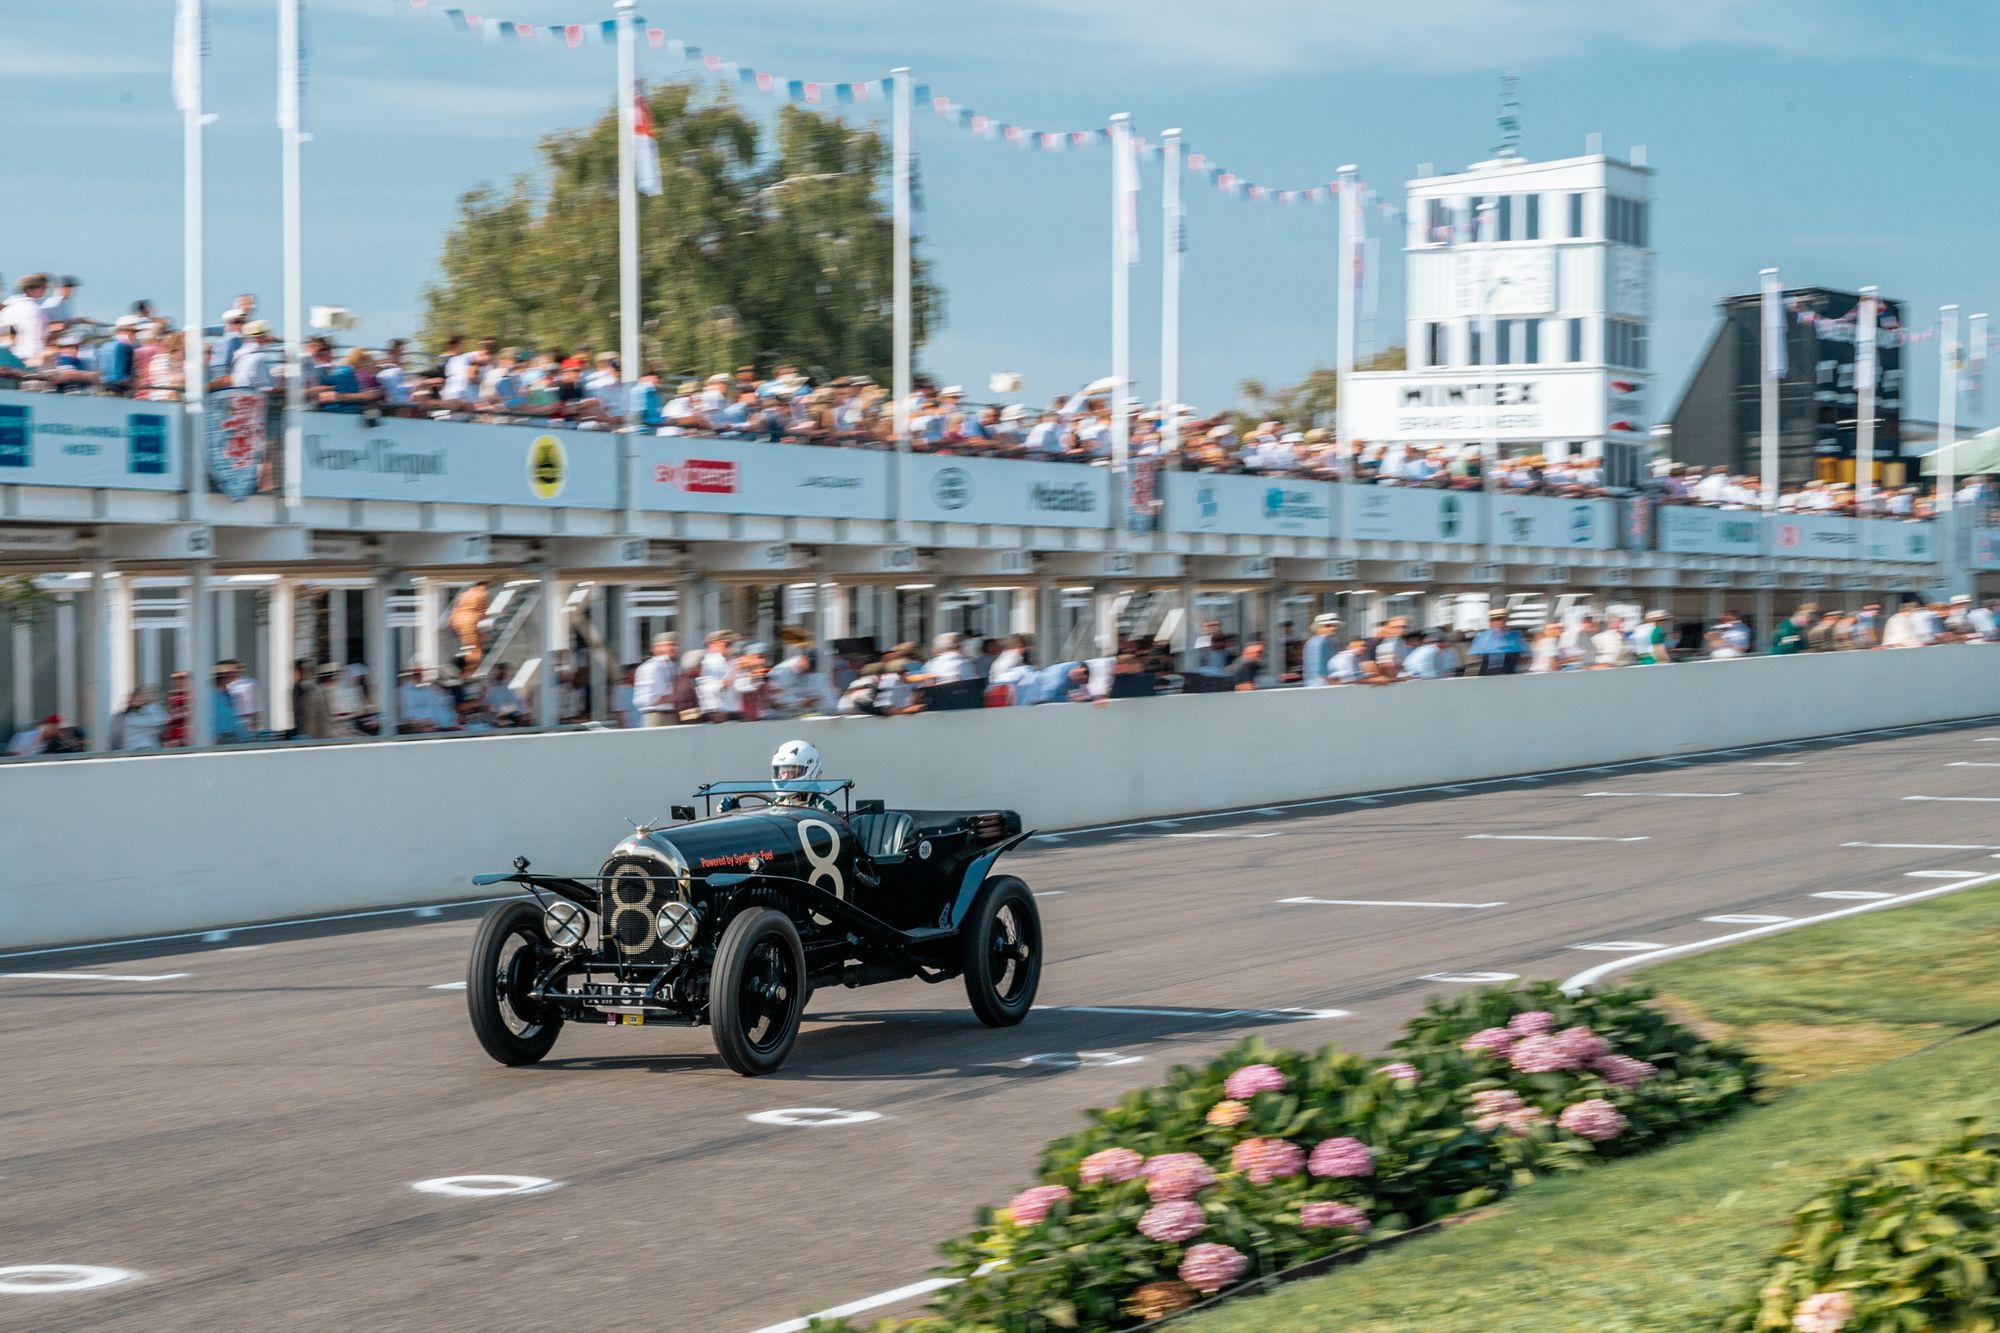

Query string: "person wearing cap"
[[99, 315, 141, 392], [0, 275, 51, 365], [1769, 604, 1815, 657], [1303, 612, 1342, 687], [209, 308, 247, 376], [1468, 610, 1527, 676], [1632, 608, 1677, 664], [6, 712, 86, 756], [922, 632, 973, 684], [232, 320, 276, 392], [39, 276, 79, 325]]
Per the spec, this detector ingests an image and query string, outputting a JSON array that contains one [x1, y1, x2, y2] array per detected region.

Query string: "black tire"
[[961, 875, 1041, 1028], [467, 900, 564, 1066], [710, 908, 807, 1076]]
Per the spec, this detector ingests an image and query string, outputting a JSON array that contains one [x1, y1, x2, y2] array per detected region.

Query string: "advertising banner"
[[1166, 470, 1336, 539], [1341, 367, 1608, 443], [1770, 514, 1866, 559], [1489, 493, 1615, 549], [901, 453, 1110, 528], [204, 389, 270, 501], [639, 437, 892, 520], [1859, 518, 1934, 563], [1342, 484, 1484, 544], [0, 389, 181, 491], [301, 414, 617, 508], [1973, 527, 2000, 571], [1655, 506, 1764, 556]]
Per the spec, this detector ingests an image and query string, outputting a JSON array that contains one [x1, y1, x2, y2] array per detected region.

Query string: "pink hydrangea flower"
[[1007, 1184, 1071, 1227], [1500, 1106, 1545, 1135], [1375, 1062, 1420, 1086], [1508, 1010, 1556, 1036], [1300, 1201, 1372, 1234], [1793, 1291, 1855, 1333], [1079, 1147, 1145, 1186], [1557, 1098, 1628, 1142], [1178, 1242, 1249, 1294], [1206, 1099, 1249, 1129], [1471, 1088, 1533, 1133], [1592, 1054, 1659, 1089], [1509, 1034, 1571, 1073], [1462, 1027, 1514, 1057], [1144, 1153, 1217, 1202], [1552, 1025, 1610, 1065], [1470, 1088, 1525, 1115], [1232, 1137, 1306, 1184], [1223, 1063, 1287, 1100], [1137, 1200, 1207, 1243], [1307, 1136, 1375, 1179]]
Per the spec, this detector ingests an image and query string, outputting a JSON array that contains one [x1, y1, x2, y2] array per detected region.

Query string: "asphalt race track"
[[6, 719, 2000, 1332]]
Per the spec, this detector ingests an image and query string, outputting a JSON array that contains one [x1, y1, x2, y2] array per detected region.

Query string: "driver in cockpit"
[[770, 739, 830, 809]]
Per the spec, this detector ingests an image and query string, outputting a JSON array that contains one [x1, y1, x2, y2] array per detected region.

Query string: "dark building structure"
[[1669, 287, 1905, 488]]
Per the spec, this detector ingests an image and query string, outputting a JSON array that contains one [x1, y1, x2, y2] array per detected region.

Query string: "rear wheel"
[[710, 908, 807, 1076], [962, 876, 1041, 1027], [467, 900, 564, 1066]]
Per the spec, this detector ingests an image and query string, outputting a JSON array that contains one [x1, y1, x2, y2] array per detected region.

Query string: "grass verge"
[[1184, 886, 2000, 1333]]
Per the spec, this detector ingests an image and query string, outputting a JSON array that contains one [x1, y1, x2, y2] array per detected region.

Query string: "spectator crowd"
[[8, 270, 1984, 515]]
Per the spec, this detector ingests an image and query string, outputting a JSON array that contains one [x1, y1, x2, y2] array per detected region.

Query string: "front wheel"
[[710, 908, 808, 1076], [961, 876, 1041, 1027], [467, 900, 564, 1065]]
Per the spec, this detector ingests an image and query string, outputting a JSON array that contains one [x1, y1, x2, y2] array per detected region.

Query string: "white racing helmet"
[[772, 739, 821, 783]]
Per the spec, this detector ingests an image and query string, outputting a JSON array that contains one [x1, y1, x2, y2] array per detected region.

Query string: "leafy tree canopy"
[[1234, 346, 1406, 435]]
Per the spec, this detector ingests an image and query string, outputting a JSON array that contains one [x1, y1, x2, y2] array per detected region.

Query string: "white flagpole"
[[1857, 285, 1878, 513], [1336, 163, 1357, 481], [178, 0, 206, 501], [1938, 303, 1958, 513], [1760, 267, 1781, 511], [891, 67, 912, 451], [1110, 112, 1132, 506], [1160, 128, 1182, 462], [280, 0, 305, 514], [615, 0, 638, 433]]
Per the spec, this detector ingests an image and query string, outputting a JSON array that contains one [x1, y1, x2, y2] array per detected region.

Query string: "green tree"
[[419, 83, 940, 380], [1234, 345, 1405, 435]]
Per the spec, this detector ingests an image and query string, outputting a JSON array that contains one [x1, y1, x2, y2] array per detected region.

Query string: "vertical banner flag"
[[1763, 281, 1788, 379], [172, 0, 211, 121], [1117, 123, 1140, 265], [279, 0, 311, 140], [633, 85, 662, 196], [1969, 312, 1988, 413]]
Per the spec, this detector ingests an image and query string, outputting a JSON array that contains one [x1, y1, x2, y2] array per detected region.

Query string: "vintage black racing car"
[[463, 777, 1041, 1074]]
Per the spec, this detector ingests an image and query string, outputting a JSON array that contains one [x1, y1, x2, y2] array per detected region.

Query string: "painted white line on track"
[[1906, 795, 2000, 803], [1464, 834, 1649, 843], [1422, 970, 1520, 984], [200, 930, 231, 943], [1946, 761, 2000, 767], [0, 895, 525, 964], [1583, 791, 1741, 799], [1703, 914, 1791, 924], [747, 1279, 961, 1333], [1148, 820, 1181, 828], [1743, 761, 1803, 767], [0, 1265, 140, 1295], [0, 971, 190, 983], [1564, 870, 2000, 992], [430, 981, 468, 990], [1158, 832, 1283, 839], [411, 1175, 557, 1198], [1844, 842, 2000, 850], [1031, 891, 1064, 898], [1280, 897, 1505, 910], [1348, 796, 1381, 804], [1814, 890, 1895, 900], [1019, 1051, 1143, 1069], [748, 1108, 883, 1127], [1905, 870, 1986, 879], [1047, 1005, 1351, 1022], [1567, 941, 1666, 952]]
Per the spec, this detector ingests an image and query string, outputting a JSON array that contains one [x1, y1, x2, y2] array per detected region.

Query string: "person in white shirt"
[[1329, 639, 1366, 683], [1693, 468, 1730, 505], [583, 352, 627, 421], [631, 633, 680, 727], [1528, 624, 1562, 673], [396, 668, 440, 733], [766, 647, 835, 718], [1558, 615, 1598, 669], [921, 632, 973, 684], [231, 322, 276, 391], [697, 631, 737, 718], [987, 636, 1031, 684], [1592, 618, 1633, 668], [0, 276, 52, 364], [117, 687, 169, 750], [484, 663, 529, 726], [223, 661, 261, 732]]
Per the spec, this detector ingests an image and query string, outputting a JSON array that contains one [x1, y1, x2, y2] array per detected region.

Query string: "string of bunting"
[[387, 2, 1405, 215]]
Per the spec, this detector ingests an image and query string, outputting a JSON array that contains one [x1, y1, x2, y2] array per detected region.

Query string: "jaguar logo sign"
[[931, 466, 972, 510], [1438, 493, 1461, 538]]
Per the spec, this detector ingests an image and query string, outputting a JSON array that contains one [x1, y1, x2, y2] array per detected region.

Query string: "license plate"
[[618, 1013, 645, 1026], [570, 983, 650, 1004]]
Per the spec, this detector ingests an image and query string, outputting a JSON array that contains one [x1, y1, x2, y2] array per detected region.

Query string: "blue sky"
[[4, 0, 1996, 422]]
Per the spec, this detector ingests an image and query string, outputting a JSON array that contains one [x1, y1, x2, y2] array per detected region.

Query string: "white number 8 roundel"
[[796, 818, 844, 925]]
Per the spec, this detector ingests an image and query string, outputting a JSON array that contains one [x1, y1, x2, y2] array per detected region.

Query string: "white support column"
[[891, 66, 913, 450], [1267, 584, 1287, 687], [279, 0, 306, 516], [89, 564, 114, 752], [1752, 589, 1775, 653], [1938, 303, 1959, 513], [1161, 129, 1183, 462], [187, 563, 214, 746], [1036, 577, 1058, 665], [1856, 285, 1878, 513], [588, 584, 611, 722], [538, 565, 562, 729], [11, 619, 33, 734], [1093, 588, 1118, 658], [267, 576, 295, 733], [1759, 267, 1782, 510], [216, 586, 236, 662], [55, 594, 77, 729], [329, 587, 349, 669], [367, 569, 397, 735], [108, 568, 133, 707], [178, 0, 208, 515], [413, 576, 443, 674], [1108, 112, 1133, 507], [1180, 577, 1200, 672]]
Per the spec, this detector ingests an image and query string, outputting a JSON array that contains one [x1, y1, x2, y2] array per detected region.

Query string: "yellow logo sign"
[[528, 435, 566, 500]]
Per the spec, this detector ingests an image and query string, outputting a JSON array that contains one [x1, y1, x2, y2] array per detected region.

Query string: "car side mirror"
[[670, 805, 695, 823], [855, 799, 885, 814]]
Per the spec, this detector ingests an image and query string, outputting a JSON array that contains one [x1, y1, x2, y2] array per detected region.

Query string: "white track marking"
[[429, 981, 468, 991], [1946, 761, 2000, 767], [0, 895, 524, 963], [747, 1279, 961, 1333], [1743, 761, 1803, 767], [747, 1108, 882, 1127], [1905, 795, 2000, 803], [1347, 796, 1381, 804], [0, 1265, 139, 1294], [200, 930, 231, 943], [1703, 914, 1791, 924], [1813, 890, 1894, 900], [1280, 897, 1504, 910], [1031, 891, 1063, 898], [1422, 970, 1519, 984], [1844, 842, 2000, 850], [1158, 831, 1283, 839], [1564, 871, 2000, 992], [1045, 1005, 1349, 1022], [1464, 834, 1649, 843], [1567, 941, 1666, 952], [1905, 870, 1986, 879], [1019, 1051, 1143, 1069], [411, 1176, 557, 1198], [0, 972, 190, 983], [1148, 820, 1181, 828], [1583, 791, 1741, 799]]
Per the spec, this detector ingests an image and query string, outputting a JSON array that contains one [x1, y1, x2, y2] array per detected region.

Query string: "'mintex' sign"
[[654, 459, 738, 493]]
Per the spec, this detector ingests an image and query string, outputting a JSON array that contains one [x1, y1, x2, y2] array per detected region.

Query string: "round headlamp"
[[656, 901, 699, 951], [543, 899, 587, 948]]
